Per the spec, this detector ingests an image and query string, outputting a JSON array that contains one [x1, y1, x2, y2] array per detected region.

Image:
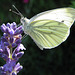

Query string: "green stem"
[[10, 48, 12, 54], [10, 48, 13, 59]]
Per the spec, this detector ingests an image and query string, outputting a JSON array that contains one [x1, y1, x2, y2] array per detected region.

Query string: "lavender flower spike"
[[0, 22, 26, 75]]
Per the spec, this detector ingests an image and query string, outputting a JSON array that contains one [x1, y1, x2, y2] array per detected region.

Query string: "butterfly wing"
[[27, 20, 69, 50], [29, 8, 75, 28], [22, 7, 75, 50]]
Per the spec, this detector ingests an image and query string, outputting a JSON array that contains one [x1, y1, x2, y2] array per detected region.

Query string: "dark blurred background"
[[0, 0, 75, 75]]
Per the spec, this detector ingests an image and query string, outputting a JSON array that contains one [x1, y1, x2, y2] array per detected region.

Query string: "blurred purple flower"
[[23, 0, 29, 3]]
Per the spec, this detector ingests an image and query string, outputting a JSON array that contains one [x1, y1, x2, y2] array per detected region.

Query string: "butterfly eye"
[[21, 18, 25, 23], [22, 19, 25, 22]]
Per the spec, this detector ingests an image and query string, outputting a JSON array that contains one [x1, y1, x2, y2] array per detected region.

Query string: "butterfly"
[[12, 5, 75, 50]]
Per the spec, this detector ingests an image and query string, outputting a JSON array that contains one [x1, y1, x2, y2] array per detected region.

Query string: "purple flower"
[[1, 22, 23, 36], [12, 44, 25, 61], [3, 59, 16, 73], [14, 26, 23, 35], [13, 62, 23, 73], [0, 41, 10, 61], [1, 24, 7, 32], [0, 22, 23, 47], [0, 61, 23, 75], [0, 22, 25, 75]]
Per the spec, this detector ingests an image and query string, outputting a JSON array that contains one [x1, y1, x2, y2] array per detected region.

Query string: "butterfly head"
[[20, 17, 30, 34], [21, 17, 30, 25]]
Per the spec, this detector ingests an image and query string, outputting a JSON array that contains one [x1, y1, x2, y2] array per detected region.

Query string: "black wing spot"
[[61, 20, 64, 22]]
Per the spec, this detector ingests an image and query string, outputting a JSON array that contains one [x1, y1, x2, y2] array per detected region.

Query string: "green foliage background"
[[0, 0, 75, 75]]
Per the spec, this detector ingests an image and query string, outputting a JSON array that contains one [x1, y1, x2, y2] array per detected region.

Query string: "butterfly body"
[[21, 17, 31, 34], [20, 7, 75, 50]]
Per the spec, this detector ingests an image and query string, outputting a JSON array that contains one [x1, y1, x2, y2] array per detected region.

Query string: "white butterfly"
[[12, 5, 75, 50]]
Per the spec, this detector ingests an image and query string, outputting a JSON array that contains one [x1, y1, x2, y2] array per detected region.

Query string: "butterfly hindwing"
[[28, 20, 69, 50]]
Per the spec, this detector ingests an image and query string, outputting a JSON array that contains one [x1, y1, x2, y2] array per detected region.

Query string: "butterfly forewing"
[[28, 20, 69, 50], [29, 8, 75, 28]]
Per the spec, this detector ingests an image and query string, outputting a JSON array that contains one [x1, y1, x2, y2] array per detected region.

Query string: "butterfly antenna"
[[12, 5, 23, 17], [9, 9, 21, 16]]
